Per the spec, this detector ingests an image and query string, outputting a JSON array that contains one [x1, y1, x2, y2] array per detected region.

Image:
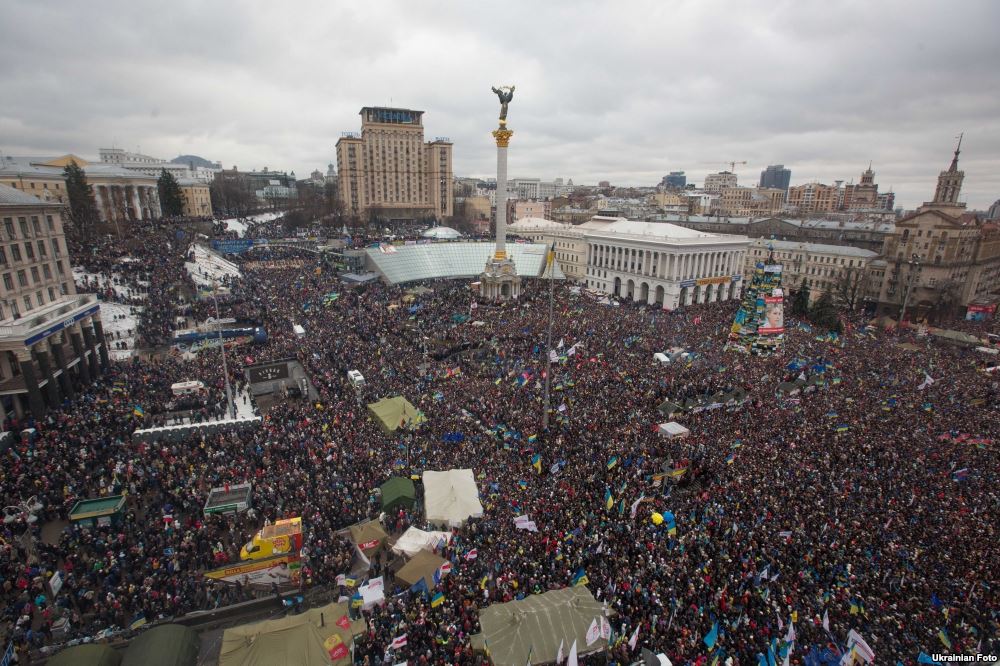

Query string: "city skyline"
[[1, 0, 998, 210]]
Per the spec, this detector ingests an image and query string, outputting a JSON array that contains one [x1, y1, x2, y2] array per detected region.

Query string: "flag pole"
[[541, 242, 555, 430]]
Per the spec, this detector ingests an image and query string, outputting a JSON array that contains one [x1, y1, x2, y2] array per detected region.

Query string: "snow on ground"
[[73, 267, 148, 302], [219, 211, 283, 238], [184, 244, 242, 287], [100, 302, 143, 360]]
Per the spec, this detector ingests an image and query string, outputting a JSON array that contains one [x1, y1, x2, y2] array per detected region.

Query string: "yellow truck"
[[240, 517, 303, 561]]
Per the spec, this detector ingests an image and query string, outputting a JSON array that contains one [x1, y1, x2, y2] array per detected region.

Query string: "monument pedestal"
[[482, 124, 518, 301], [480, 254, 521, 301]]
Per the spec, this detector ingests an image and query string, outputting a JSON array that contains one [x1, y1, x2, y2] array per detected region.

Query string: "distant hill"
[[171, 154, 218, 169]]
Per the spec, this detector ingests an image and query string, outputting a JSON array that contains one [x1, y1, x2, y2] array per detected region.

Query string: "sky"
[[1, 0, 999, 210]]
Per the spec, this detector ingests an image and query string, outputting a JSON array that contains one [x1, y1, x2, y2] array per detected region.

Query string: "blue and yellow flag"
[[605, 489, 614, 511], [132, 405, 145, 417], [531, 453, 542, 474], [431, 591, 445, 608], [607, 456, 619, 470]]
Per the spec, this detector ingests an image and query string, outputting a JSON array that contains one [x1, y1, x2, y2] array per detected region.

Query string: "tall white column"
[[492, 129, 512, 258], [131, 186, 142, 220]]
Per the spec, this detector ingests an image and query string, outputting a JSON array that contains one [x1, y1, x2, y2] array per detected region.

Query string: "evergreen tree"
[[63, 161, 100, 240], [157, 169, 186, 217], [791, 278, 811, 316], [809, 289, 842, 332]]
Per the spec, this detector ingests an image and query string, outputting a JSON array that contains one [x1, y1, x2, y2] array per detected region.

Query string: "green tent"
[[380, 476, 416, 512], [123, 624, 200, 666], [657, 400, 683, 417], [47, 644, 122, 666], [470, 586, 609, 665], [367, 396, 427, 434]]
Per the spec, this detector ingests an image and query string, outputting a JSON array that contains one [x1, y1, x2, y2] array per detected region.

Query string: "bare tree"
[[834, 266, 867, 311]]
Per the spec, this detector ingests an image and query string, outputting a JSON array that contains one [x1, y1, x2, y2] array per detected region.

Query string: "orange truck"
[[241, 517, 304, 561]]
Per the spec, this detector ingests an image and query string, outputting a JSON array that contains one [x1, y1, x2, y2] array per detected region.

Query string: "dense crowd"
[[1, 226, 997, 664]]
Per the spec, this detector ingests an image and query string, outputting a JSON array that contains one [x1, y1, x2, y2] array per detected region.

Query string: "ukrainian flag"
[[607, 456, 619, 470], [605, 489, 614, 511], [938, 628, 951, 650], [132, 405, 145, 417], [531, 453, 542, 474], [431, 592, 445, 608]]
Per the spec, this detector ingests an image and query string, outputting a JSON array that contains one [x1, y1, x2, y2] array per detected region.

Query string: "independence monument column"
[[480, 85, 521, 301]]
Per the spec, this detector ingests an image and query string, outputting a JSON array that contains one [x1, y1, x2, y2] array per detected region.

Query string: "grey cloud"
[[1, 0, 998, 209]]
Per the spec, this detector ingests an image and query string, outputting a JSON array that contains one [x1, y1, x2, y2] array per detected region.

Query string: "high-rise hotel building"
[[336, 107, 453, 223]]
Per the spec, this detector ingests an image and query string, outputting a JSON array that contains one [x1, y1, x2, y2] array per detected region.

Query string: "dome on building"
[[421, 226, 462, 240]]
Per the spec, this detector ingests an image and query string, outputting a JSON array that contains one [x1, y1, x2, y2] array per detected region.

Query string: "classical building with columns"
[[582, 216, 749, 309], [0, 185, 107, 425], [0, 155, 162, 225]]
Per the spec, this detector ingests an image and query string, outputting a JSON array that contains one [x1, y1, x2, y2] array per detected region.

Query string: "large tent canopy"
[[390, 527, 452, 558], [349, 520, 388, 554], [395, 550, 448, 590], [47, 644, 122, 666], [123, 624, 200, 666], [367, 396, 426, 434], [380, 476, 416, 512], [219, 601, 365, 666], [422, 469, 483, 527], [470, 586, 609, 665]]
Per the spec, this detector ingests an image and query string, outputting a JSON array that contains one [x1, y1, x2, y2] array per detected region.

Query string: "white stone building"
[[583, 217, 749, 309]]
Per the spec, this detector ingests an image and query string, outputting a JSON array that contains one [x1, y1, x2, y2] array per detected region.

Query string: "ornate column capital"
[[492, 129, 513, 148]]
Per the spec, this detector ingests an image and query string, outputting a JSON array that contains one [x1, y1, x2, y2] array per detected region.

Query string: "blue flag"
[[918, 653, 941, 665], [703, 621, 718, 649]]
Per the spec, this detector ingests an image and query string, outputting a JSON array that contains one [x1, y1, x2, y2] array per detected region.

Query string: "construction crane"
[[700, 160, 748, 173]]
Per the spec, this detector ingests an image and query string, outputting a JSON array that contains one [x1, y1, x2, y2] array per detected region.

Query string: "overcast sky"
[[2, 0, 998, 210]]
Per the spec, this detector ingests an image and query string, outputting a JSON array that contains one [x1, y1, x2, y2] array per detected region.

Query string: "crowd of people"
[[0, 222, 997, 664]]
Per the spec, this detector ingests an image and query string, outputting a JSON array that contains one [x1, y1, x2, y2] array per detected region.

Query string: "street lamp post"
[[541, 243, 556, 431], [899, 253, 921, 325], [4, 496, 43, 562], [212, 285, 236, 420]]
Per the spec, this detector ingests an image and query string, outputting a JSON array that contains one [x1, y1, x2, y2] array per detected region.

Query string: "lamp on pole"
[[898, 253, 921, 325], [3, 496, 43, 562], [541, 242, 556, 431], [211, 283, 236, 419]]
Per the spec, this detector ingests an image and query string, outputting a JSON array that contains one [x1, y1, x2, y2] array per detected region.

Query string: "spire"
[[949, 132, 962, 172]]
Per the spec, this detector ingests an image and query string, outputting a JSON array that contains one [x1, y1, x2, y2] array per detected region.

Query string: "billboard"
[[759, 295, 784, 334]]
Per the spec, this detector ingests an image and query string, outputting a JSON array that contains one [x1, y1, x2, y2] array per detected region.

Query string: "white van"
[[292, 324, 306, 339], [653, 352, 669, 366], [171, 380, 206, 396], [347, 370, 365, 387]]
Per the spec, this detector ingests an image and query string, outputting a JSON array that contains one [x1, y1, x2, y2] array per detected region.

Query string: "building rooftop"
[[0, 183, 46, 206], [748, 237, 879, 258], [365, 242, 564, 284], [509, 217, 571, 231]]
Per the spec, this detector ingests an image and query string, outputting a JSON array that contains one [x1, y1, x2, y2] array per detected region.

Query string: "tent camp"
[[380, 476, 416, 512], [470, 586, 609, 665], [349, 520, 388, 555], [367, 396, 427, 434], [122, 624, 200, 666], [656, 400, 683, 417], [423, 469, 484, 527], [395, 550, 449, 590], [219, 601, 365, 666], [47, 644, 122, 666], [657, 422, 690, 439], [391, 527, 452, 558]]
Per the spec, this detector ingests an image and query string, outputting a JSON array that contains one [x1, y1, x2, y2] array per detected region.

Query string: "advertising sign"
[[759, 296, 784, 334]]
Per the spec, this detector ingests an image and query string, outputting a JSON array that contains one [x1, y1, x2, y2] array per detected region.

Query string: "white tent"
[[391, 527, 453, 558], [423, 469, 484, 528], [658, 422, 690, 439]]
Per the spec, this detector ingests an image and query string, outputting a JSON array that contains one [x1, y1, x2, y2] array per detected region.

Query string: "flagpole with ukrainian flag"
[[541, 240, 556, 431]]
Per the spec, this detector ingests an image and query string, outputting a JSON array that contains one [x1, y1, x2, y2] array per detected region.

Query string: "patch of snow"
[[184, 244, 242, 287], [100, 302, 144, 360], [73, 267, 148, 302], [219, 211, 283, 238]]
